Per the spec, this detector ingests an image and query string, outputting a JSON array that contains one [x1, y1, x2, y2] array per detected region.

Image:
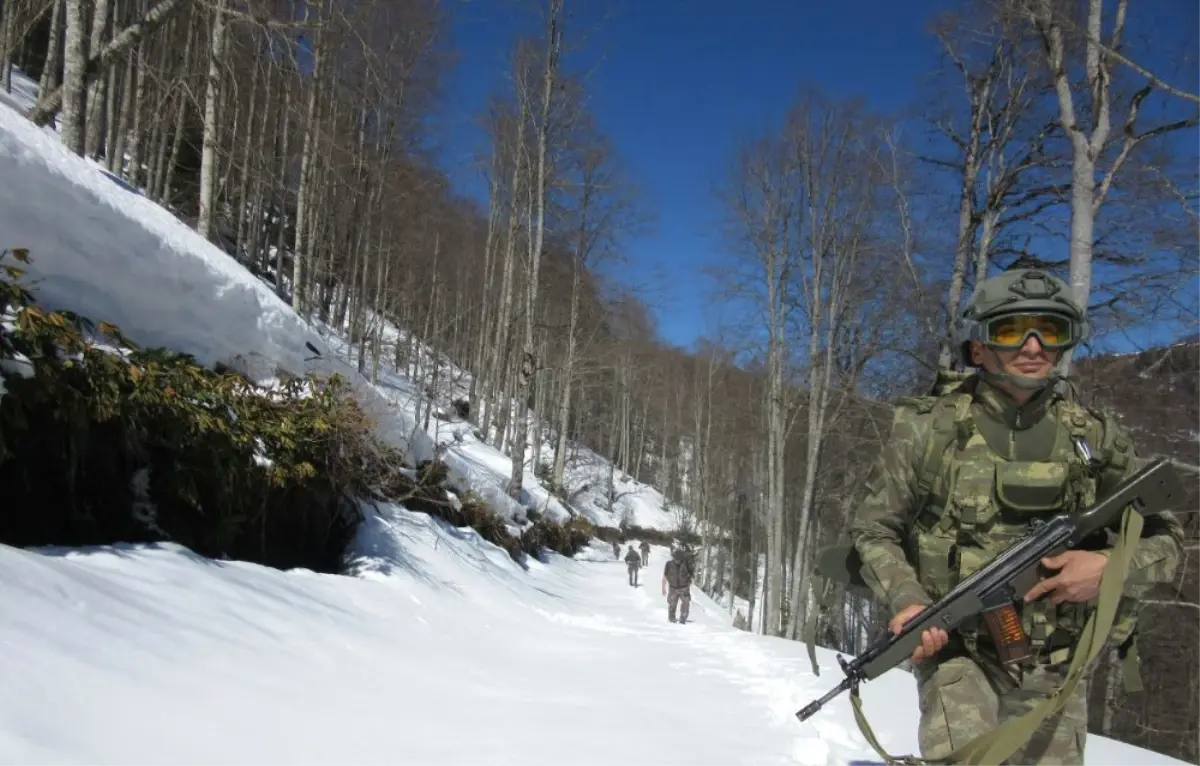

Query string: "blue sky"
[[430, 0, 1198, 356]]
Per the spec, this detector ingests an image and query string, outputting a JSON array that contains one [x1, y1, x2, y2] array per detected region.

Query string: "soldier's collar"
[[972, 375, 1060, 430]]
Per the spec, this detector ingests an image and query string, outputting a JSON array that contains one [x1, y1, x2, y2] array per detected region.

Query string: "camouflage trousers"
[[627, 565, 639, 586], [913, 653, 1089, 765], [667, 586, 690, 622]]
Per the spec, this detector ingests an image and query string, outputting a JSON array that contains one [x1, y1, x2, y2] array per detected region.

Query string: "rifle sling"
[[843, 506, 1144, 766]]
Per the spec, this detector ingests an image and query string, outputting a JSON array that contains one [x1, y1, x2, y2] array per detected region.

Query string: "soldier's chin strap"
[[842, 506, 1145, 766]]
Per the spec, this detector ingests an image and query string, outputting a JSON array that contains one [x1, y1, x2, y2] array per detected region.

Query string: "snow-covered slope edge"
[[0, 101, 439, 461], [312, 313, 687, 533]]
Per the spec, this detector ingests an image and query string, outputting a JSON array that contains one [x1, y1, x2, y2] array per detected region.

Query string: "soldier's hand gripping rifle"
[[795, 456, 1185, 724]]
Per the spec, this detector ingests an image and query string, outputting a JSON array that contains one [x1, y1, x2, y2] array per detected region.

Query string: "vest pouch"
[[913, 458, 1001, 599], [913, 527, 956, 601], [946, 458, 1001, 531], [1021, 596, 1137, 665], [994, 460, 1069, 516]]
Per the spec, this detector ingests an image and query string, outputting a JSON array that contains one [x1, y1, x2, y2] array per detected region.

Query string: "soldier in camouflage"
[[639, 540, 651, 566], [662, 547, 693, 623], [848, 269, 1184, 765], [624, 545, 642, 586]]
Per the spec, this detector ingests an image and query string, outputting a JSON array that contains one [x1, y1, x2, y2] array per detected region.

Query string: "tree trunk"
[[27, 0, 192, 128], [195, 0, 227, 241], [507, 0, 563, 499], [38, 0, 64, 96], [84, 0, 113, 159], [58, 0, 88, 155]]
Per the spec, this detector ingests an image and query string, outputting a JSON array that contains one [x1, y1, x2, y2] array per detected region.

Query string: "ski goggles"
[[983, 312, 1075, 349]]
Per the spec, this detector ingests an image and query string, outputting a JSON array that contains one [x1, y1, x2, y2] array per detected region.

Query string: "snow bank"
[[0, 95, 435, 461], [0, 68, 678, 533], [0, 104, 313, 381]]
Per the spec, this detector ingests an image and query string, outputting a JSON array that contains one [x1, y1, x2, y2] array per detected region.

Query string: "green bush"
[[0, 250, 401, 573]]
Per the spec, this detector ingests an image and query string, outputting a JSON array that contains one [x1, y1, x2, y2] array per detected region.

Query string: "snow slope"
[[0, 67, 673, 532], [0, 69, 1185, 765], [311, 313, 681, 533]]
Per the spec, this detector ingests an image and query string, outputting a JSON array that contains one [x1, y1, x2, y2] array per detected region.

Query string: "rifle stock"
[[795, 457, 1184, 724]]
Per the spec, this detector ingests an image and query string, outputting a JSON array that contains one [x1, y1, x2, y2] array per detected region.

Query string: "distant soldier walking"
[[624, 545, 642, 586], [662, 547, 693, 623], [611, 540, 620, 559], [639, 540, 650, 566]]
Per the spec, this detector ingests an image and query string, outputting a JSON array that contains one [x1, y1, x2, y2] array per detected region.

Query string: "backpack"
[[665, 558, 692, 589]]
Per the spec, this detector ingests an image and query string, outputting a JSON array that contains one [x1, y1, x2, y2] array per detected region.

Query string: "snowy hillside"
[[0, 69, 1186, 765], [0, 67, 675, 534]]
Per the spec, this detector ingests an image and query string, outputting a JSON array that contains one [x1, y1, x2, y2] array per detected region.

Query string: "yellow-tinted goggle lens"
[[986, 314, 1072, 347]]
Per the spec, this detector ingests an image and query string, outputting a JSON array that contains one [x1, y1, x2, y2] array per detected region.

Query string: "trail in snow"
[[2, 509, 1174, 765], [1, 508, 839, 766]]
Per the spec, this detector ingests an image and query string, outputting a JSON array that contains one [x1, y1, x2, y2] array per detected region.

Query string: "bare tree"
[[1017, 0, 1199, 368], [923, 5, 1067, 369]]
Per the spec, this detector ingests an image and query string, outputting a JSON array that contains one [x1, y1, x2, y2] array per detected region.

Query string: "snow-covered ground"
[[0, 68, 1186, 765], [1, 527, 1179, 766]]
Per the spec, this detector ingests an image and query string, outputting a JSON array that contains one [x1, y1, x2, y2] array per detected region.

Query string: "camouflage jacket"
[[849, 372, 1185, 622]]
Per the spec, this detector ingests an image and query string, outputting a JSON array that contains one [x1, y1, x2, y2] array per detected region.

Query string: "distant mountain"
[[1072, 339, 1199, 468], [1073, 339, 1199, 764]]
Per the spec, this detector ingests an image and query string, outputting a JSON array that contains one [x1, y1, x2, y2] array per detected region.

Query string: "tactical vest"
[[898, 376, 1142, 671]]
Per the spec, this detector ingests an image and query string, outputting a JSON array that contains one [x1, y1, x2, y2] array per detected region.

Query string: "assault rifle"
[[795, 456, 1185, 723]]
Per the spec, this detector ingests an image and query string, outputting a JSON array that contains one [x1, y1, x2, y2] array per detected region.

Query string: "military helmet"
[[954, 269, 1088, 363]]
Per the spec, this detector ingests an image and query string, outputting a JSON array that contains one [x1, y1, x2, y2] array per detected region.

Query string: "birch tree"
[[548, 124, 638, 490], [1018, 0, 1199, 369], [924, 7, 1066, 369], [196, 0, 228, 241], [507, 0, 565, 500], [715, 126, 805, 637], [778, 94, 893, 641]]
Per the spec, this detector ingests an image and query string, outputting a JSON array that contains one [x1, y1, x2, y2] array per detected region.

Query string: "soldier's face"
[[971, 335, 1059, 380]]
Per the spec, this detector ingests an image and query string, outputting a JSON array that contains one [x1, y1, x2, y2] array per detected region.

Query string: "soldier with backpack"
[[639, 540, 650, 566], [842, 269, 1184, 765], [624, 545, 641, 586], [662, 547, 693, 623]]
